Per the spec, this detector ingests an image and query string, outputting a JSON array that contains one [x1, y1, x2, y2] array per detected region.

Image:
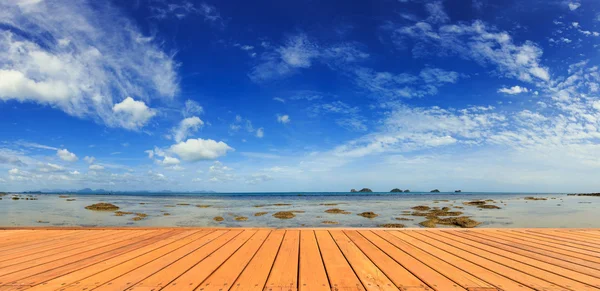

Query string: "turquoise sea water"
[[1, 192, 598, 228]]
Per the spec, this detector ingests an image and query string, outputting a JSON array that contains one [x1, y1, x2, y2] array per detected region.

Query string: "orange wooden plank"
[[409, 231, 597, 291], [446, 231, 600, 279], [477, 230, 600, 265], [127, 230, 242, 291], [521, 230, 600, 249], [499, 230, 600, 257], [0, 231, 85, 252], [159, 230, 257, 291], [265, 230, 300, 291], [0, 230, 148, 277], [343, 230, 429, 290], [23, 231, 204, 291], [359, 230, 466, 291], [329, 231, 398, 291], [0, 230, 173, 286], [197, 230, 272, 291], [315, 230, 365, 290], [230, 230, 285, 291], [298, 230, 330, 291], [421, 231, 600, 289], [381, 231, 524, 291], [69, 230, 221, 291], [0, 230, 123, 267]]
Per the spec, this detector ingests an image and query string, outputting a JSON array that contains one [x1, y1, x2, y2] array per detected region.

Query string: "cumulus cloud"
[[277, 114, 291, 124], [57, 149, 78, 162], [112, 97, 157, 130], [172, 116, 204, 143], [256, 127, 265, 138], [169, 138, 234, 161], [0, 0, 178, 129], [498, 86, 530, 94], [84, 156, 95, 164]]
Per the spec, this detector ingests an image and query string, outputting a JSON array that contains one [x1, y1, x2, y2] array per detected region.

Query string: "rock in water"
[[430, 189, 441, 193], [390, 188, 403, 192], [455, 190, 462, 193], [359, 188, 373, 192], [350, 189, 358, 192], [404, 189, 410, 192]]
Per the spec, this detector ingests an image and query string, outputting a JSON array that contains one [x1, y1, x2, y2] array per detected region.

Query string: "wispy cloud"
[[0, 0, 178, 130]]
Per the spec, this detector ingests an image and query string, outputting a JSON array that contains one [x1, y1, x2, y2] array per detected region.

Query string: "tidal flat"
[[0, 192, 598, 228]]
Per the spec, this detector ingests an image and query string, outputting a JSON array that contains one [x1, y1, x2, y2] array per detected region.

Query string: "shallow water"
[[1, 192, 598, 228]]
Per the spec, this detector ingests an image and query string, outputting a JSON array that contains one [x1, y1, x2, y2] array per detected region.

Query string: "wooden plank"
[[230, 230, 285, 291], [127, 230, 242, 291], [159, 230, 257, 291], [446, 231, 600, 279], [541, 230, 600, 242], [298, 230, 330, 291], [425, 231, 600, 289], [465, 230, 600, 270], [0, 230, 122, 266], [477, 230, 600, 265], [0, 230, 172, 286], [0, 230, 148, 277], [197, 230, 272, 291], [343, 230, 428, 290], [384, 231, 528, 291], [521, 230, 600, 249], [359, 230, 466, 291], [329, 231, 398, 291], [265, 230, 300, 291], [70, 230, 220, 291], [23, 231, 204, 291], [409, 231, 596, 291], [0, 231, 85, 252], [499, 230, 600, 257], [314, 230, 365, 290]]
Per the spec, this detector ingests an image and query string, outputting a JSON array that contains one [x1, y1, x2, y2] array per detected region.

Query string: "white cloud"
[[169, 138, 234, 161], [273, 97, 285, 103], [425, 1, 449, 24], [207, 161, 235, 182], [57, 149, 78, 162], [38, 162, 65, 172], [498, 86, 530, 95], [149, 1, 223, 26], [568, 2, 581, 11], [0, 1, 178, 129], [70, 170, 80, 175], [112, 97, 157, 130], [249, 33, 368, 82], [159, 156, 180, 166], [256, 127, 265, 138], [245, 174, 273, 185], [389, 20, 551, 84], [182, 100, 203, 117], [84, 156, 95, 164], [8, 168, 20, 175], [277, 114, 291, 124], [173, 116, 204, 143], [89, 164, 104, 170]]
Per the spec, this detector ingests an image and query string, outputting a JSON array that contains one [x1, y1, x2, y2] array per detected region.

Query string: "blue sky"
[[1, 0, 600, 192]]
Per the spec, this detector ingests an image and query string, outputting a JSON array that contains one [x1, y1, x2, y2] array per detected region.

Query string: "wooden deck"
[[0, 229, 598, 291]]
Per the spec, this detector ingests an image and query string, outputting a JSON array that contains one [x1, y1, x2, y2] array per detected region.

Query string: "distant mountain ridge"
[[22, 188, 216, 194]]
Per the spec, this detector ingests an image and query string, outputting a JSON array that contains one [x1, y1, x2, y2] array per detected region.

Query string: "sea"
[[1, 192, 598, 228]]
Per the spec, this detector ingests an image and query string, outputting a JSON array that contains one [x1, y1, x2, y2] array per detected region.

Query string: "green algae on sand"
[[85, 203, 119, 211], [357, 211, 378, 219], [325, 208, 351, 214], [273, 211, 296, 219]]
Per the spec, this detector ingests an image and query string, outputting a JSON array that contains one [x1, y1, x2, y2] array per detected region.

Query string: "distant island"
[[350, 188, 373, 193], [430, 189, 440, 193]]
